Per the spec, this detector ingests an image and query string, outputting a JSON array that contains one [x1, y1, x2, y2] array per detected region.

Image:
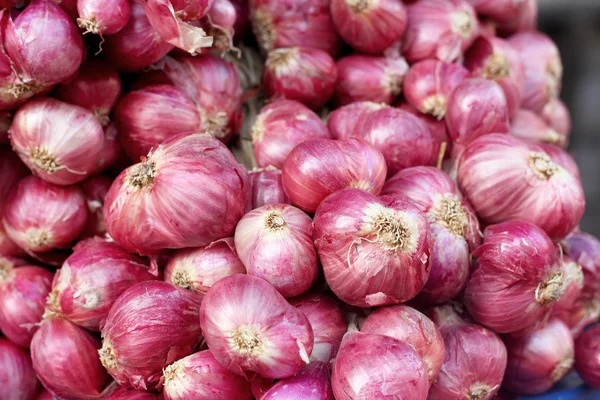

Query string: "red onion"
[[104, 134, 249, 256], [542, 98, 571, 140], [170, 0, 214, 20], [251, 99, 330, 169], [3, 176, 88, 253], [503, 319, 574, 395], [203, 0, 236, 51], [403, 0, 478, 63], [104, 3, 174, 72], [200, 274, 314, 379], [560, 297, 600, 339], [313, 188, 431, 307], [250, 0, 341, 57], [282, 139, 387, 212], [164, 237, 245, 296], [0, 112, 12, 143], [327, 101, 386, 140], [100, 281, 202, 390], [382, 166, 480, 304], [398, 102, 451, 154], [261, 361, 333, 400], [468, 0, 526, 23], [0, 338, 40, 400], [249, 167, 289, 209], [162, 350, 252, 400], [457, 134, 585, 241], [429, 323, 507, 400], [330, 0, 407, 54], [403, 60, 469, 120], [334, 54, 409, 106], [31, 316, 109, 399], [464, 220, 562, 334], [509, 32, 562, 113], [497, 0, 537, 36], [510, 109, 567, 147], [574, 324, 600, 388], [0, 147, 28, 216], [77, 0, 131, 35], [551, 256, 584, 318], [95, 123, 123, 174], [80, 175, 112, 238], [105, 387, 162, 399], [332, 331, 429, 399], [538, 143, 580, 181], [0, 224, 25, 257]]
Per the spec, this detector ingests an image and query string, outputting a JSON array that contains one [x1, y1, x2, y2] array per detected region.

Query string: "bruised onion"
[[77, 0, 131, 35], [510, 109, 566, 147], [262, 361, 333, 400], [574, 324, 600, 388], [249, 167, 290, 209], [80, 175, 112, 238], [0, 338, 40, 400], [542, 98, 571, 141]]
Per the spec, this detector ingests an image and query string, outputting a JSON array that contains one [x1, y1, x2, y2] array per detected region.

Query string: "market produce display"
[[0, 0, 599, 399]]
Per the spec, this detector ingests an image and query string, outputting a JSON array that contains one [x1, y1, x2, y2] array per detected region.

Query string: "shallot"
[[77, 0, 131, 35], [261, 361, 334, 400], [542, 98, 571, 141], [574, 324, 600, 389], [510, 109, 567, 147], [248, 167, 290, 209], [80, 175, 112, 238], [0, 338, 40, 400]]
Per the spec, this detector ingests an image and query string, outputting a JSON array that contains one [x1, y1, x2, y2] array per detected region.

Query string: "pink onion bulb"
[[80, 175, 112, 238], [77, 0, 131, 35], [551, 256, 584, 319], [327, 101, 386, 140], [249, 167, 290, 209], [31, 316, 109, 399], [403, 0, 478, 63], [0, 265, 52, 348], [104, 134, 249, 256], [330, 0, 407, 55], [105, 387, 162, 399], [10, 98, 105, 185], [261, 361, 333, 400], [503, 319, 574, 395], [458, 134, 585, 241], [313, 188, 431, 307], [403, 60, 469, 120], [0, 147, 29, 216], [334, 54, 409, 106], [164, 237, 246, 296], [429, 323, 507, 400], [574, 324, 600, 388], [200, 274, 314, 379], [382, 166, 480, 304], [398, 102, 451, 155], [542, 98, 571, 140], [510, 109, 567, 147], [162, 350, 253, 400], [497, 0, 537, 35], [332, 331, 429, 399], [464, 220, 563, 334], [100, 281, 203, 390], [251, 99, 330, 169], [0, 338, 40, 400], [3, 176, 88, 253], [263, 47, 337, 110], [282, 138, 387, 212], [361, 305, 445, 384], [0, 224, 25, 258], [469, 0, 527, 23]]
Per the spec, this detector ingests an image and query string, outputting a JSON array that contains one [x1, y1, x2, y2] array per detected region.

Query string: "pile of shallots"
[[1, 0, 600, 399]]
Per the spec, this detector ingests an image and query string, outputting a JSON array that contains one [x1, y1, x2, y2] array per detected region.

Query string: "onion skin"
[[95, 123, 123, 174], [282, 139, 387, 213], [510, 109, 567, 148], [262, 361, 333, 400], [0, 147, 28, 216], [542, 98, 571, 141], [503, 319, 574, 395], [104, 134, 249, 256], [105, 387, 162, 399], [331, 332, 429, 399], [199, 274, 314, 379], [31, 316, 109, 400], [100, 281, 203, 390], [77, 0, 131, 35], [551, 256, 584, 317], [469, 0, 527, 23], [327, 101, 386, 140], [0, 224, 25, 258], [263, 47, 337, 110], [0, 338, 40, 400], [398, 102, 451, 153], [249, 167, 290, 209], [80, 175, 112, 238], [251, 99, 330, 169], [313, 188, 431, 307], [574, 324, 600, 388]]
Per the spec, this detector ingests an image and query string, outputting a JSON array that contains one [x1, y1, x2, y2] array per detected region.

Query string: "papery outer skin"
[[100, 281, 203, 390], [170, 0, 215, 20], [330, 0, 407, 55], [3, 176, 88, 253], [326, 101, 386, 140], [463, 36, 525, 118], [331, 332, 429, 399], [503, 319, 574, 395], [508, 32, 562, 113], [10, 98, 104, 185], [334, 55, 409, 106], [262, 361, 333, 400], [162, 350, 252, 400], [281, 138, 387, 212], [402, 0, 478, 63], [457, 134, 585, 241], [313, 188, 431, 307], [263, 47, 337, 111], [199, 274, 314, 379], [251, 99, 330, 169], [104, 3, 174, 72], [249, 167, 290, 209], [0, 265, 52, 348], [114, 84, 203, 161], [234, 204, 317, 298], [0, 338, 40, 400], [77, 0, 131, 35], [47, 238, 156, 331], [103, 134, 249, 256], [542, 98, 571, 142], [0, 147, 28, 216], [510, 109, 567, 147], [164, 237, 246, 297], [551, 256, 584, 318], [361, 305, 445, 384], [105, 387, 162, 399], [31, 316, 109, 400], [403, 60, 469, 120], [575, 324, 600, 388], [429, 324, 507, 400], [463, 220, 560, 334], [80, 175, 112, 238], [426, 302, 472, 330], [538, 143, 580, 180], [468, 0, 527, 22], [397, 103, 451, 156], [250, 0, 341, 57]]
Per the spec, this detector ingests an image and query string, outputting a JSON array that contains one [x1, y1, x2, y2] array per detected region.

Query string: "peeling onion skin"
[[574, 324, 600, 388], [262, 361, 333, 400], [104, 387, 162, 399], [199, 274, 314, 379], [249, 167, 290, 209], [331, 332, 429, 399], [503, 319, 574, 395], [313, 188, 431, 307], [538, 143, 580, 181], [99, 281, 203, 391], [542, 98, 571, 142], [0, 338, 40, 400], [551, 256, 584, 317], [458, 134, 585, 241], [327, 101, 387, 140], [464, 220, 562, 334]]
